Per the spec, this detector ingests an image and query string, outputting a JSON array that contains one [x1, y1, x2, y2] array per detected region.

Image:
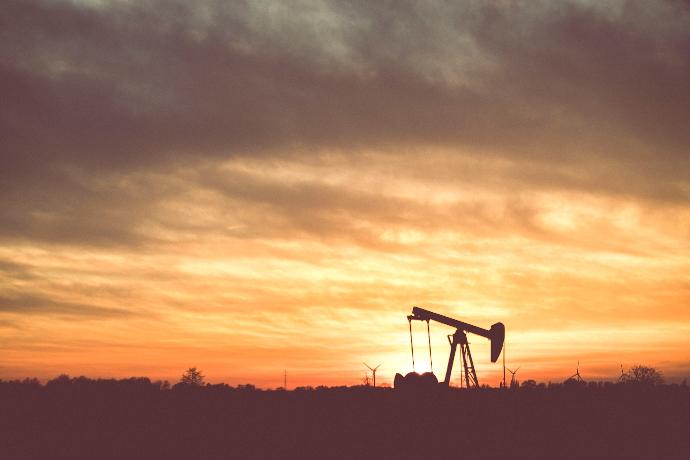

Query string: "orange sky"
[[1, 0, 689, 387]]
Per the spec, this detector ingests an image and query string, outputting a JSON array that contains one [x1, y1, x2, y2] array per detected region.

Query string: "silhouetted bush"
[[152, 380, 171, 390], [237, 383, 257, 391], [521, 379, 537, 389], [46, 374, 72, 387], [563, 377, 587, 389], [295, 385, 314, 392]]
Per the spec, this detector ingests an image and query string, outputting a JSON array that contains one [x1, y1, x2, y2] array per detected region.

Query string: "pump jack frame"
[[405, 306, 504, 389], [445, 330, 479, 388]]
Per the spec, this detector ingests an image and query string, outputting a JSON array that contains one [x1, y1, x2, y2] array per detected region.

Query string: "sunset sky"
[[1, 0, 689, 387]]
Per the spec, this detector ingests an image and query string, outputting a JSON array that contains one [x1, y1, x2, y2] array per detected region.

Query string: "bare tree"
[[180, 367, 205, 386], [621, 365, 663, 386]]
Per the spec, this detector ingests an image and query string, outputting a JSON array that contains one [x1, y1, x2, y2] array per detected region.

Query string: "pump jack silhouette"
[[395, 306, 504, 390], [363, 363, 381, 387]]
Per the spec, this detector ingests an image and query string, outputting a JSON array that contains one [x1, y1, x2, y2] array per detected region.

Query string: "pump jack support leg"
[[461, 341, 471, 388], [466, 343, 479, 387], [444, 334, 458, 386]]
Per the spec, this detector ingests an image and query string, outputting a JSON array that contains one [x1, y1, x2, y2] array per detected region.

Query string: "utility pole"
[[503, 340, 506, 389]]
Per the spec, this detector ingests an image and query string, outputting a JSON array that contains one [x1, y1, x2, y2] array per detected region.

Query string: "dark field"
[[2, 379, 689, 459]]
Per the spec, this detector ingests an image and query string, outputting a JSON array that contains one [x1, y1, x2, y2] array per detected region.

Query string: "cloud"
[[1, 0, 689, 248], [0, 293, 134, 318], [1, 0, 688, 205]]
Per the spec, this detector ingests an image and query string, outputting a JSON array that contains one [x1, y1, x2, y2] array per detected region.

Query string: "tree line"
[[0, 364, 685, 392]]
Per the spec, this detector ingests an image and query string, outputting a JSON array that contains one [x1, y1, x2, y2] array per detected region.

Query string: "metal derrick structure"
[[400, 306, 505, 389]]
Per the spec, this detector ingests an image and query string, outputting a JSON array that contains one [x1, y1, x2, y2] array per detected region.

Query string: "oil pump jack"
[[395, 306, 505, 389]]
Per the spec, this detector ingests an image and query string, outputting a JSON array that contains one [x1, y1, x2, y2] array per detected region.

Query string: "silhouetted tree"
[[179, 367, 205, 386], [563, 377, 586, 388], [622, 365, 663, 386], [46, 374, 72, 387], [21, 378, 41, 387], [153, 380, 171, 390], [295, 385, 315, 392], [521, 379, 537, 390]]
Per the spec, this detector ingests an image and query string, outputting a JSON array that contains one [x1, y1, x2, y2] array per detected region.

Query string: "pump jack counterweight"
[[395, 306, 505, 390]]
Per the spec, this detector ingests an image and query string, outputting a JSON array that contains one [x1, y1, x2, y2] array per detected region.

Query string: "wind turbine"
[[569, 361, 584, 382], [363, 363, 382, 387], [507, 367, 520, 388]]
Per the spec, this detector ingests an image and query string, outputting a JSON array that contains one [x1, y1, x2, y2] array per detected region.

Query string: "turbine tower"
[[363, 363, 382, 387], [507, 367, 520, 388]]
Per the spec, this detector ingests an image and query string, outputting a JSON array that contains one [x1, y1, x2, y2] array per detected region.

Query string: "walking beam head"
[[489, 322, 505, 363]]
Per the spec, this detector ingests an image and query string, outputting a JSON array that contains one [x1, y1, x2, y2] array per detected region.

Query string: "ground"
[[1, 381, 689, 459]]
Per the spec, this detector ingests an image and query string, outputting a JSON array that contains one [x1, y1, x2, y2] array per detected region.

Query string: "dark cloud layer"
[[1, 0, 689, 246]]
